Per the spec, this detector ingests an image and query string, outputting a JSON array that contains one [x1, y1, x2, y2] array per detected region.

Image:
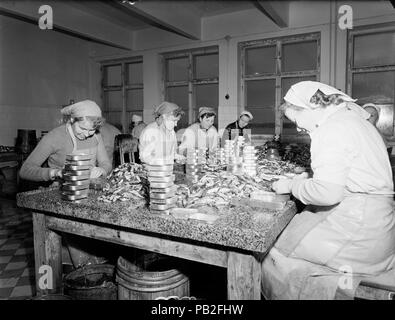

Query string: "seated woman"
[[262, 81, 395, 299], [20, 100, 111, 182], [178, 107, 218, 155]]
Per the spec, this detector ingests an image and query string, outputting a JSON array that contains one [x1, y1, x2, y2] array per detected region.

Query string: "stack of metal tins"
[[224, 140, 235, 165], [243, 145, 257, 176], [216, 148, 226, 166], [61, 154, 91, 203], [146, 164, 177, 214], [185, 149, 200, 183]]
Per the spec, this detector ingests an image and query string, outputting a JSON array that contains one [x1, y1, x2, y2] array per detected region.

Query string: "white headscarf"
[[61, 100, 102, 118], [284, 81, 370, 119]]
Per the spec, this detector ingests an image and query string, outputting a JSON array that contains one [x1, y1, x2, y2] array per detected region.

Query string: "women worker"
[[262, 81, 395, 299], [139, 101, 184, 165], [221, 110, 253, 146], [178, 107, 218, 155], [20, 100, 112, 182]]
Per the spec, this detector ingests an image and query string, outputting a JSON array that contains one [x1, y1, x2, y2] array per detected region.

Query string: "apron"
[[262, 192, 395, 299], [66, 123, 98, 167]]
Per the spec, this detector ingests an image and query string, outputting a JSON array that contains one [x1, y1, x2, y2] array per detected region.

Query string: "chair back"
[[116, 134, 135, 165]]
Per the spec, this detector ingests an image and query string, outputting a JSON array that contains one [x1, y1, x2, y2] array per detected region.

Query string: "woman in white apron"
[[139, 101, 185, 165], [262, 81, 395, 299]]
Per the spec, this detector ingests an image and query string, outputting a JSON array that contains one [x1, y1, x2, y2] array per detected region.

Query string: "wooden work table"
[[17, 188, 297, 300]]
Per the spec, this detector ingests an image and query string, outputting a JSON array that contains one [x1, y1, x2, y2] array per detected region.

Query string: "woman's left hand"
[[90, 167, 106, 179], [272, 178, 293, 194]]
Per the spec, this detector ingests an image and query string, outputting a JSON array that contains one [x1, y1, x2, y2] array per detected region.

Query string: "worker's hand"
[[90, 167, 106, 179], [49, 168, 62, 180], [272, 178, 293, 194]]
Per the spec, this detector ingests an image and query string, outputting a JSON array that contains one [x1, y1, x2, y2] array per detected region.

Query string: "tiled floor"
[[0, 198, 35, 300]]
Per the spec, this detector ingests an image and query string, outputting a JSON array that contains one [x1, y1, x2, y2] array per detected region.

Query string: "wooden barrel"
[[116, 253, 190, 300]]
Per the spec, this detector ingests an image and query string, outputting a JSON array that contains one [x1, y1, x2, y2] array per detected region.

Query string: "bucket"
[[15, 129, 37, 154], [116, 253, 190, 300], [64, 264, 117, 300]]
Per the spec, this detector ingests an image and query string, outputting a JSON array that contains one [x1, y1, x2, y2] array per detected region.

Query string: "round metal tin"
[[61, 189, 89, 196], [64, 164, 91, 171], [63, 175, 90, 181], [150, 185, 177, 194], [148, 175, 175, 183], [150, 203, 176, 211], [149, 192, 176, 200], [61, 184, 89, 191], [149, 181, 174, 188], [65, 160, 92, 166], [63, 179, 90, 186], [147, 171, 174, 178], [66, 154, 92, 161], [150, 209, 171, 215], [62, 170, 90, 176], [61, 194, 88, 201], [150, 196, 177, 205], [144, 164, 174, 172]]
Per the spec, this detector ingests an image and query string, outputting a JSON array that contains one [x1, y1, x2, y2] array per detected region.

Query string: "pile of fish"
[[97, 163, 148, 204], [176, 171, 272, 209], [256, 159, 300, 181]]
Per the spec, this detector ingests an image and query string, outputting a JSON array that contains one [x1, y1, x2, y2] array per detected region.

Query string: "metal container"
[[144, 164, 173, 172], [63, 175, 90, 182], [65, 160, 92, 166], [64, 179, 90, 186], [66, 154, 92, 161], [64, 164, 91, 171], [62, 170, 90, 177], [150, 185, 177, 194], [150, 196, 177, 205], [150, 209, 171, 215], [148, 175, 175, 183], [61, 194, 89, 201], [149, 181, 174, 188], [148, 171, 174, 178], [62, 184, 89, 191], [150, 203, 176, 211], [149, 192, 176, 200], [61, 189, 89, 196]]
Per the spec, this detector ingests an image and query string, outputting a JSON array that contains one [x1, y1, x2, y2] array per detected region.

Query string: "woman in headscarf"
[[139, 101, 184, 165], [20, 100, 112, 182], [261, 81, 395, 299], [178, 107, 218, 155]]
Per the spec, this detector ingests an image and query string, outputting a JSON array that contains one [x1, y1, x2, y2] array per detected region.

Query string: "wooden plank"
[[33, 213, 63, 295], [46, 216, 228, 268], [227, 251, 261, 300]]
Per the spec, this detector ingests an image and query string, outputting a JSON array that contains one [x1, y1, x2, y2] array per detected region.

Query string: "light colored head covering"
[[198, 107, 216, 118], [284, 81, 370, 119], [131, 114, 143, 122], [153, 101, 183, 118], [240, 110, 253, 120], [61, 100, 102, 118]]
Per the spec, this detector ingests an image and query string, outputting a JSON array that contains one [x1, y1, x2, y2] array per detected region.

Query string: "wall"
[[0, 15, 105, 146], [76, 1, 395, 131]]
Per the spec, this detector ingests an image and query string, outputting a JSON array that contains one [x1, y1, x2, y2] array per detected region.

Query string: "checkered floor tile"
[[0, 198, 35, 300]]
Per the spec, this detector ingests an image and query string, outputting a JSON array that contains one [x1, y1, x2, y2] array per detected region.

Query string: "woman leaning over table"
[[19, 100, 112, 182], [261, 81, 395, 299]]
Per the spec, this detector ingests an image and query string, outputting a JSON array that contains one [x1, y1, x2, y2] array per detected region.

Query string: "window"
[[348, 24, 395, 137], [163, 47, 219, 130], [240, 33, 320, 136], [102, 58, 143, 132]]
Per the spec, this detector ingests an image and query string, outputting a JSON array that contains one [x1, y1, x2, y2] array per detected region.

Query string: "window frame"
[[239, 32, 320, 140], [101, 56, 144, 133], [162, 46, 219, 128]]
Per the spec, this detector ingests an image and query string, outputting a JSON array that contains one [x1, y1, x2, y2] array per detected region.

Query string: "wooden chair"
[[117, 134, 136, 165]]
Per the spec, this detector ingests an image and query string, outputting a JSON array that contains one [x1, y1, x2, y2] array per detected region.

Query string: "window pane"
[[282, 41, 317, 72], [167, 57, 188, 82], [352, 71, 394, 103], [127, 62, 143, 85], [126, 89, 143, 111], [167, 86, 189, 129], [104, 111, 122, 129], [104, 65, 121, 86], [353, 32, 395, 68], [104, 90, 122, 111], [245, 46, 276, 75], [195, 54, 218, 79], [245, 79, 276, 134]]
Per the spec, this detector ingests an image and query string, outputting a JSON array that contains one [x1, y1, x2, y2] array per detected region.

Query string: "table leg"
[[227, 251, 261, 300], [32, 212, 62, 296]]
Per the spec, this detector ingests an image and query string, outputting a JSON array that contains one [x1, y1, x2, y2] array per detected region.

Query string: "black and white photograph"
[[0, 0, 395, 305]]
